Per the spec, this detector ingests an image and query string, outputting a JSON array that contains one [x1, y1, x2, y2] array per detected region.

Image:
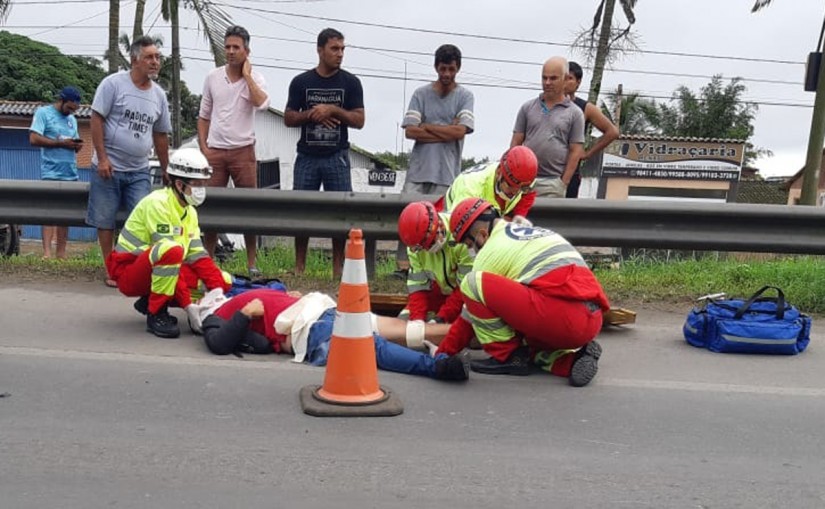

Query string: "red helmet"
[[450, 198, 494, 243], [398, 201, 441, 250], [499, 146, 538, 188]]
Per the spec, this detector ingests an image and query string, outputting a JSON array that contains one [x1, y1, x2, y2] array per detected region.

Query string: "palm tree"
[[600, 90, 659, 135], [107, 0, 119, 73], [0, 0, 12, 23], [133, 0, 146, 40], [158, 0, 233, 146], [751, 0, 773, 12]]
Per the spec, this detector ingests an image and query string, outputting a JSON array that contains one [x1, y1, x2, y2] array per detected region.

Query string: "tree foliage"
[[602, 76, 769, 165], [657, 76, 756, 141], [0, 31, 107, 102]]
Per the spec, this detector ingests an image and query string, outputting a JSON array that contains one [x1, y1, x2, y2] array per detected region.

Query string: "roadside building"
[[783, 150, 825, 205], [597, 135, 746, 203], [0, 100, 95, 241]]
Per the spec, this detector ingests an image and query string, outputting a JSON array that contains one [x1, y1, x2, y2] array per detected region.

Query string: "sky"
[[3, 0, 824, 177]]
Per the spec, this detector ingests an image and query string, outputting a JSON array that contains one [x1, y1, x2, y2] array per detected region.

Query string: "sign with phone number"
[[602, 167, 739, 181]]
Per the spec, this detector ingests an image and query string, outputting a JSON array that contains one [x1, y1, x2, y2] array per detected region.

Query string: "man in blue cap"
[[29, 86, 84, 259]]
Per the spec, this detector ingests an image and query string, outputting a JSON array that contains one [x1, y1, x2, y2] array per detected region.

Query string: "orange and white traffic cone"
[[299, 229, 403, 417]]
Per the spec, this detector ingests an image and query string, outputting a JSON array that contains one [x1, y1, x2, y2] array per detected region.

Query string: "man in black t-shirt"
[[284, 27, 365, 278], [563, 61, 619, 198]]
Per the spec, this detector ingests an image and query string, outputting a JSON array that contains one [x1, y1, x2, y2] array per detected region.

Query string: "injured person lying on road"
[[190, 287, 469, 381]]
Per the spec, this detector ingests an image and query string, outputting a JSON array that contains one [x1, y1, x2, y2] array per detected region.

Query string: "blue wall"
[[0, 127, 97, 242]]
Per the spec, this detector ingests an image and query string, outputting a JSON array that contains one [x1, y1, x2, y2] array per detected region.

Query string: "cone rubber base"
[[299, 385, 404, 417]]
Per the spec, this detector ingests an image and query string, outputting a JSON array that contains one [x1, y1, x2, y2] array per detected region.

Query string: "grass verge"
[[3, 246, 823, 314]]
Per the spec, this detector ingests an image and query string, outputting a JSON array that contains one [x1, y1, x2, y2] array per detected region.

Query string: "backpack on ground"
[[683, 286, 811, 355], [226, 275, 287, 297]]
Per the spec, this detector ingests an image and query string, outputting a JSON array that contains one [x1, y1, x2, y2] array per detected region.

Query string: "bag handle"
[[734, 285, 785, 320]]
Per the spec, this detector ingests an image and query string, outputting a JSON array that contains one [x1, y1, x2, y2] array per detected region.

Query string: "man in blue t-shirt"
[[29, 86, 84, 259], [284, 27, 365, 279]]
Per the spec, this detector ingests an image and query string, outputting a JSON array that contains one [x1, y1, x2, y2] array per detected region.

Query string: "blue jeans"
[[86, 167, 152, 229], [305, 308, 443, 378], [293, 149, 352, 192]]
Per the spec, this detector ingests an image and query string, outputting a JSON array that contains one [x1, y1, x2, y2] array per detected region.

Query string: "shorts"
[[205, 144, 257, 188], [86, 167, 152, 229], [293, 149, 352, 192]]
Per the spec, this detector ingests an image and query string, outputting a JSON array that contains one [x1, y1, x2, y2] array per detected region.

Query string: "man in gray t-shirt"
[[395, 44, 474, 276], [402, 44, 474, 193], [511, 56, 584, 198], [86, 36, 171, 287]]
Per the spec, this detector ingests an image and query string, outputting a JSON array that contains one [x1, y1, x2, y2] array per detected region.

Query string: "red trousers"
[[107, 248, 228, 314], [464, 271, 604, 364]]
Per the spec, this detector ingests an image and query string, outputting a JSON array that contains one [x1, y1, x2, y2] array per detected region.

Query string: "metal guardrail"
[[2, 179, 825, 254]]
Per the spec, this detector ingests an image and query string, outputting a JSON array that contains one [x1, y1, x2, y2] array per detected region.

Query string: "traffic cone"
[[299, 229, 403, 417]]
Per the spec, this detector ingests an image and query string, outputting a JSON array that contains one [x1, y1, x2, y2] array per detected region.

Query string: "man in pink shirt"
[[198, 25, 270, 276]]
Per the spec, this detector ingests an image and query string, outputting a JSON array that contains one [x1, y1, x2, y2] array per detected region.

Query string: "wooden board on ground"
[[371, 293, 407, 316], [604, 307, 637, 326], [373, 292, 637, 327]]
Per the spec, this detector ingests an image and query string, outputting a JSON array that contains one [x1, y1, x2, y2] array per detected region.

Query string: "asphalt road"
[[1, 281, 824, 508]]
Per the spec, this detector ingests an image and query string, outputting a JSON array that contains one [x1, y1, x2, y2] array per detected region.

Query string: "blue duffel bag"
[[683, 286, 811, 355]]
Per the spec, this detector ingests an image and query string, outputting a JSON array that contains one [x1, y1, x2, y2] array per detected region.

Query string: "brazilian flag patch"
[[157, 224, 170, 234]]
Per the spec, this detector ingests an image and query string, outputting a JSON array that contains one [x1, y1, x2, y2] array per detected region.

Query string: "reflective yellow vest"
[[460, 220, 587, 345], [443, 162, 524, 216], [407, 213, 473, 296], [116, 187, 206, 261]]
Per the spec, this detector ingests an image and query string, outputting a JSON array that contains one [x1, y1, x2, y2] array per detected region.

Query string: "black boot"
[[146, 309, 181, 339], [569, 341, 602, 387], [470, 346, 531, 376], [135, 296, 177, 324], [434, 352, 470, 381]]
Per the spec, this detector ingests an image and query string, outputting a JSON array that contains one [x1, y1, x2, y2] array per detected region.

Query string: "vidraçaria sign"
[[602, 137, 746, 181]]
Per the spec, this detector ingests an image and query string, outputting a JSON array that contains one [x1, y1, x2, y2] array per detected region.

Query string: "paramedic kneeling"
[[106, 148, 230, 338], [436, 197, 609, 386]]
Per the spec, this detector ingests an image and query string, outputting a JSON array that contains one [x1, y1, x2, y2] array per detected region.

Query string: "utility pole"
[[587, 0, 617, 106], [170, 1, 181, 148], [800, 23, 825, 205]]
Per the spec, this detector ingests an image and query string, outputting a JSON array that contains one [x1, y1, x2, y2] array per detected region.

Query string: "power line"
[[181, 54, 818, 108], [0, 43, 810, 108], [223, 4, 805, 66], [20, 29, 806, 89]]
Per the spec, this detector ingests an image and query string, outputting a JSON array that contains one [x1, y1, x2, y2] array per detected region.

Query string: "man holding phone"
[[29, 86, 84, 259]]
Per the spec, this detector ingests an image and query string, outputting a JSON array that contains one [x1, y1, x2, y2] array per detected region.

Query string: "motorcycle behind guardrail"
[[0, 223, 20, 257]]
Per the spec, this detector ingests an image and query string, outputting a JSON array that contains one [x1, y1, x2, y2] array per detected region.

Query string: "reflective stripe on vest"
[[473, 222, 585, 285], [459, 271, 514, 345]]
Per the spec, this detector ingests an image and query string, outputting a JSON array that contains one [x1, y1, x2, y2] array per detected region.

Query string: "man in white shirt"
[[198, 25, 270, 276]]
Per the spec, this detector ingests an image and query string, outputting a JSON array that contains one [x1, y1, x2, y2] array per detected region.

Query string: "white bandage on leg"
[[405, 320, 426, 349], [370, 313, 379, 334]]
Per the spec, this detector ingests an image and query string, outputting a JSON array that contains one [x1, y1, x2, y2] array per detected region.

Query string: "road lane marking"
[[600, 378, 825, 397], [3, 346, 824, 397]]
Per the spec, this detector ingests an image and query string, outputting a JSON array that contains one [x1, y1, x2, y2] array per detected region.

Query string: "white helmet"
[[167, 148, 212, 180]]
